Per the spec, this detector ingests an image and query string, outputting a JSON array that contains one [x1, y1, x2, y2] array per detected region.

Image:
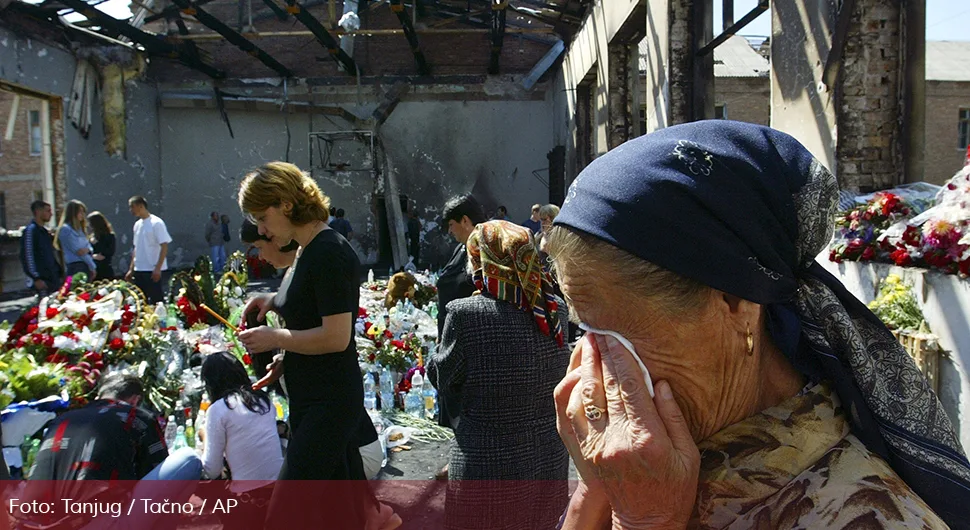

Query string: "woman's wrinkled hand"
[[558, 334, 700, 530]]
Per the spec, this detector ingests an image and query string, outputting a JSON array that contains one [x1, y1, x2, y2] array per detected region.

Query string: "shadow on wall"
[[772, 0, 837, 168]]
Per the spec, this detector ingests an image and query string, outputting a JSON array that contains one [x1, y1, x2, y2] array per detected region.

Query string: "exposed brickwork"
[[924, 80, 970, 185], [836, 0, 903, 192], [0, 91, 45, 229], [715, 77, 769, 126]]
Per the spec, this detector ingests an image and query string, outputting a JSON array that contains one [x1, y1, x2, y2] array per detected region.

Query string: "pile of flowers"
[[0, 251, 256, 415], [829, 167, 970, 276], [829, 191, 914, 263], [868, 275, 926, 332]]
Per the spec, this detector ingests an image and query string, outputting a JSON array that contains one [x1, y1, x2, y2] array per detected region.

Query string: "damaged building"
[[1, 0, 581, 276]]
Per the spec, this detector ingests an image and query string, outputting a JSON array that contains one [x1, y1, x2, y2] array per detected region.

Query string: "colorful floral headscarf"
[[466, 220, 564, 346]]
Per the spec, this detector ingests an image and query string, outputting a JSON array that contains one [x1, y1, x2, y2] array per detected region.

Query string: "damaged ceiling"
[[1, 0, 590, 82]]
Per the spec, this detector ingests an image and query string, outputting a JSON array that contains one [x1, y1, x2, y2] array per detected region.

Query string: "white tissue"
[[578, 323, 655, 398]]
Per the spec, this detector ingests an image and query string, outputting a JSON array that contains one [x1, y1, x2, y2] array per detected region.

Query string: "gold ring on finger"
[[584, 404, 605, 422]]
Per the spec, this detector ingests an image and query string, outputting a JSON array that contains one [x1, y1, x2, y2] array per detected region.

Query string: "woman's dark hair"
[[240, 219, 299, 252], [87, 211, 114, 239], [201, 352, 271, 415], [442, 195, 486, 225]]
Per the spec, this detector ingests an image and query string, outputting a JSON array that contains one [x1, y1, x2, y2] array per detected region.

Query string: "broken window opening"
[[959, 108, 970, 150], [29, 109, 42, 156]]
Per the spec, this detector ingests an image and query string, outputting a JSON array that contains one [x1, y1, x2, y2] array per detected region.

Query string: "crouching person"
[[24, 373, 202, 530]]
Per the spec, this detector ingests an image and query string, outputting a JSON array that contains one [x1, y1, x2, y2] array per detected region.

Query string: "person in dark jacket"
[[435, 195, 484, 438], [427, 220, 570, 530], [20, 200, 60, 296], [88, 211, 116, 280]]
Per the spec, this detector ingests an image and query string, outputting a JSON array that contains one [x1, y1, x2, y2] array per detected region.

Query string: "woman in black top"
[[236, 162, 399, 530], [87, 211, 116, 280]]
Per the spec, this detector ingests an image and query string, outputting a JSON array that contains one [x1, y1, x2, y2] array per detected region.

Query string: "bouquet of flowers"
[[829, 192, 914, 263], [868, 275, 926, 332]]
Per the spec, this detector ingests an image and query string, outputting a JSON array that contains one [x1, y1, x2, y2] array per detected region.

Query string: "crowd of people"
[[10, 120, 970, 529], [20, 195, 174, 304]]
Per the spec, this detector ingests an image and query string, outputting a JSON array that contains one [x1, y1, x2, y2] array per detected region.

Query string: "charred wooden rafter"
[[489, 0, 507, 74], [170, 0, 293, 77], [56, 0, 225, 78], [389, 0, 430, 75], [282, 0, 360, 75]]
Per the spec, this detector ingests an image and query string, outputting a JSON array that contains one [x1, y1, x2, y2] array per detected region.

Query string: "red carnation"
[[363, 321, 373, 333], [861, 247, 876, 261], [25, 307, 39, 320], [27, 323, 38, 333], [368, 353, 376, 362], [902, 226, 923, 247], [358, 307, 369, 318], [383, 329, 393, 339], [890, 248, 913, 267], [46, 307, 59, 319], [242, 354, 252, 365], [79, 292, 91, 302], [391, 340, 405, 350], [109, 338, 125, 350], [829, 249, 843, 263], [120, 326, 130, 334]]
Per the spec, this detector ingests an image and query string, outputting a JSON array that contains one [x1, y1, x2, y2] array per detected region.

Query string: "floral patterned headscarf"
[[466, 220, 564, 346]]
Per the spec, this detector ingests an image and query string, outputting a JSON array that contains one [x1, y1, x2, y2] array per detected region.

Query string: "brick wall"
[[924, 80, 970, 185], [715, 77, 770, 126], [836, 0, 903, 192], [0, 91, 45, 229]]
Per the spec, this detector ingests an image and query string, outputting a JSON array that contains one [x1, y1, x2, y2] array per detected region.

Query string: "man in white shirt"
[[124, 196, 172, 304]]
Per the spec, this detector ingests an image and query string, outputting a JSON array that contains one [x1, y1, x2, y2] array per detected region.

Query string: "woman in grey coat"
[[428, 220, 570, 530]]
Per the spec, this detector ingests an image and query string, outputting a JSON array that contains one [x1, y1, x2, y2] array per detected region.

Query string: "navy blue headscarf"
[[555, 120, 970, 527]]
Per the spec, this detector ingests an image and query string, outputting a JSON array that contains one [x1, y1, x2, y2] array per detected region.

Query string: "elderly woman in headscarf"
[[550, 121, 970, 529], [427, 220, 571, 530]]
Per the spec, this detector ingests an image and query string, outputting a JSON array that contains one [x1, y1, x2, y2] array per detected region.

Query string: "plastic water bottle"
[[388, 266, 394, 277], [368, 269, 375, 283], [172, 425, 188, 451], [422, 376, 437, 420], [405, 372, 424, 418], [184, 420, 195, 448], [363, 373, 377, 412], [164, 415, 178, 450], [380, 366, 395, 411]]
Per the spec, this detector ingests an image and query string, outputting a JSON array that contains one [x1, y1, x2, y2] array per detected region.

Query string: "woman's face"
[[253, 240, 295, 269], [252, 205, 294, 247], [75, 207, 86, 224], [557, 261, 756, 441]]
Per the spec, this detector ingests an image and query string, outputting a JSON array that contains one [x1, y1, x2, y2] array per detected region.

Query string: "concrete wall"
[[555, 0, 645, 180], [770, 0, 838, 175], [158, 96, 556, 269], [819, 257, 970, 453], [0, 25, 163, 279], [925, 80, 970, 185]]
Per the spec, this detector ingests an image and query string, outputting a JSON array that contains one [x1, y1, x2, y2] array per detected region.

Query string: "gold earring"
[[746, 325, 754, 356]]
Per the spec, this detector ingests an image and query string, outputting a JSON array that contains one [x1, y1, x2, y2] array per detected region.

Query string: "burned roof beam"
[[488, 0, 507, 74], [56, 0, 225, 78], [282, 0, 360, 75], [697, 0, 768, 57], [390, 0, 430, 75], [171, 0, 293, 77]]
